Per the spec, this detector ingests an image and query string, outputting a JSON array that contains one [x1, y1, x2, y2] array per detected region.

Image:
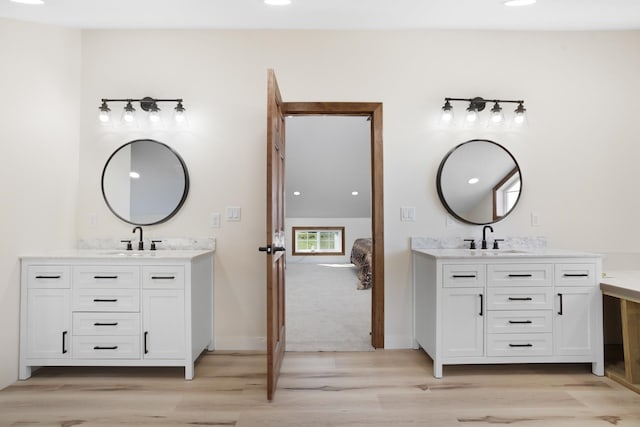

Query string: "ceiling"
[[285, 116, 371, 219], [1, 0, 640, 31]]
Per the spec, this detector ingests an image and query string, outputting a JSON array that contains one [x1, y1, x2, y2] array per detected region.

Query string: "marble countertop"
[[600, 270, 640, 303], [412, 248, 601, 259], [21, 249, 214, 261]]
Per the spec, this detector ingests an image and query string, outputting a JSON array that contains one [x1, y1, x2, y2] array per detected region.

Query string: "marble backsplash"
[[411, 236, 547, 250], [78, 237, 216, 251]]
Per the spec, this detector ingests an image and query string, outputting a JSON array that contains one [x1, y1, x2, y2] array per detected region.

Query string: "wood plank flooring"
[[1, 350, 640, 426]]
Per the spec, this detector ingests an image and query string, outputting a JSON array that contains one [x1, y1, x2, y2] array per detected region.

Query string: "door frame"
[[283, 102, 384, 348]]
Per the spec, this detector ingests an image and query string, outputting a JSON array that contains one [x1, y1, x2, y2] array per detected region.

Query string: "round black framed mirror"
[[101, 139, 189, 226], [436, 139, 522, 225]]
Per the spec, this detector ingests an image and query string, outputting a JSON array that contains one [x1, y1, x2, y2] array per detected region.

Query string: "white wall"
[[3, 27, 640, 389], [285, 218, 372, 264], [75, 29, 640, 350], [0, 18, 81, 389]]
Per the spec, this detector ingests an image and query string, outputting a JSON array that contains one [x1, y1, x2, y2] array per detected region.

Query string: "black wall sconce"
[[99, 96, 186, 126], [441, 97, 526, 126]]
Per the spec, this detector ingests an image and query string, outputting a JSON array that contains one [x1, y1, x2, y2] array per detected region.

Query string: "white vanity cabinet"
[[19, 250, 214, 380], [413, 249, 603, 378], [24, 266, 72, 360], [142, 266, 187, 360]]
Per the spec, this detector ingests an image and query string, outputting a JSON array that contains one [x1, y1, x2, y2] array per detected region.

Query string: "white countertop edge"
[[412, 248, 602, 259], [20, 249, 214, 260]]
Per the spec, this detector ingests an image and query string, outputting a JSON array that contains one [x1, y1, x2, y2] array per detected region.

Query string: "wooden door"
[[262, 69, 287, 401]]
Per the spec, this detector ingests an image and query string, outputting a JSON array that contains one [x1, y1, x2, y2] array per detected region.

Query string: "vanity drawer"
[[73, 313, 140, 336], [487, 333, 553, 357], [487, 310, 552, 334], [487, 264, 553, 287], [443, 264, 486, 287], [74, 266, 140, 289], [142, 266, 185, 289], [26, 265, 71, 289], [555, 264, 596, 286], [487, 287, 553, 310], [72, 335, 140, 359], [73, 288, 140, 312]]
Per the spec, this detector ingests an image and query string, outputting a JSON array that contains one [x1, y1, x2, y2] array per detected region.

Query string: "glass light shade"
[[489, 102, 505, 124], [122, 102, 137, 124], [440, 100, 454, 123], [513, 103, 527, 125], [98, 102, 111, 123], [148, 103, 161, 124], [465, 106, 478, 122], [174, 102, 188, 125]]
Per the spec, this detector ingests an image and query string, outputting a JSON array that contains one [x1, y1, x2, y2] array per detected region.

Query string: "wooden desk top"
[[600, 270, 640, 303]]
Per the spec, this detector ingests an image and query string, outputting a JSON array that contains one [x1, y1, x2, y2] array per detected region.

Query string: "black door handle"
[[258, 245, 286, 254]]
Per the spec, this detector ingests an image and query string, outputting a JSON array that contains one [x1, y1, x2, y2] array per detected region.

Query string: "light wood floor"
[[1, 350, 640, 426]]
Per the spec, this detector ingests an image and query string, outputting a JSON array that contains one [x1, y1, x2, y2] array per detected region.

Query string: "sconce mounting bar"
[[445, 97, 524, 112], [101, 97, 184, 111]]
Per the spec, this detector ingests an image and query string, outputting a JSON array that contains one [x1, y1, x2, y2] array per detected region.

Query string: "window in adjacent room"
[[292, 226, 345, 256]]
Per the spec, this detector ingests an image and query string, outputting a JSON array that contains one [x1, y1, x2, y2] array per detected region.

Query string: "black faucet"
[[133, 226, 144, 250], [481, 225, 493, 249]]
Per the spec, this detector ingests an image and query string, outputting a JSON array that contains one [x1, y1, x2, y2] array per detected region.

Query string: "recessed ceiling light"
[[293, 191, 301, 196], [504, 0, 536, 6], [10, 0, 45, 4], [129, 171, 141, 179], [264, 0, 291, 5], [351, 191, 359, 196], [468, 178, 479, 185]]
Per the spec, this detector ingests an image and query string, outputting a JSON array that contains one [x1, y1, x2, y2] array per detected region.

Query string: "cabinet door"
[[442, 288, 484, 358], [142, 290, 185, 360], [27, 289, 71, 359], [554, 286, 595, 356]]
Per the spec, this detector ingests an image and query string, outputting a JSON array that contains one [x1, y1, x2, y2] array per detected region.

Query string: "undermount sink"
[[97, 250, 158, 257], [471, 249, 530, 256]]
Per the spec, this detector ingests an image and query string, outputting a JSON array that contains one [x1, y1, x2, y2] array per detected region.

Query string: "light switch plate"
[[226, 207, 241, 222], [210, 212, 221, 228], [401, 206, 416, 222]]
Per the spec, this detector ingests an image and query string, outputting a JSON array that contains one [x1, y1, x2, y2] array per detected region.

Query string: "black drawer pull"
[[144, 331, 149, 354], [35, 275, 62, 279], [509, 343, 533, 348], [557, 293, 563, 315], [94, 322, 118, 326], [508, 274, 533, 277], [62, 331, 68, 354], [94, 275, 118, 279], [151, 276, 176, 280], [508, 297, 533, 301], [563, 273, 589, 277], [479, 294, 483, 316], [93, 298, 118, 302], [93, 346, 118, 350], [508, 320, 533, 324]]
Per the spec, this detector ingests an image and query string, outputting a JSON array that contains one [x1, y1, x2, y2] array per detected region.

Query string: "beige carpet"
[[285, 263, 373, 351]]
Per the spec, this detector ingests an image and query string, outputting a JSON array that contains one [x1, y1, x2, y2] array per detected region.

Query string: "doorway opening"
[[285, 115, 372, 351], [283, 102, 384, 349]]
